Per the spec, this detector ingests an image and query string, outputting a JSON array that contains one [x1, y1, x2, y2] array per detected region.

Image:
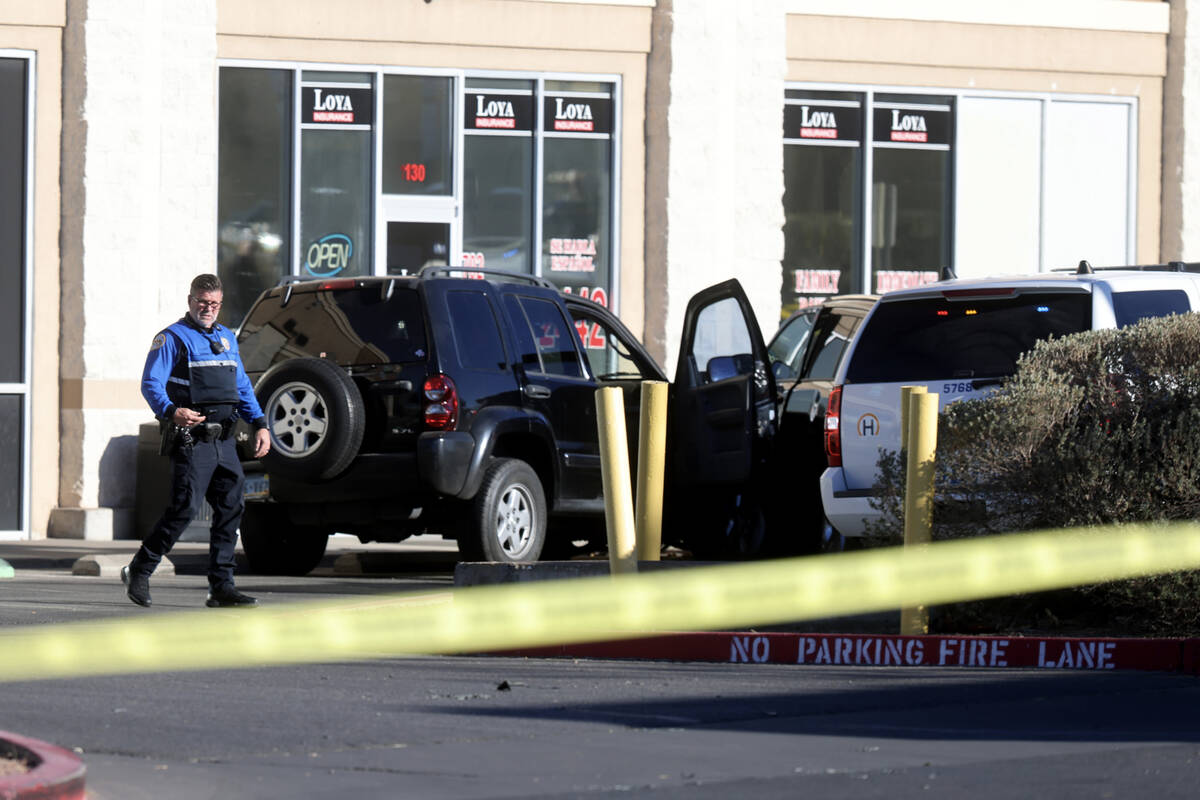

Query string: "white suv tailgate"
[[838, 380, 994, 490]]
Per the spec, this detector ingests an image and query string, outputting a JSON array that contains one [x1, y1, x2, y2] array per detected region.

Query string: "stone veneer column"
[[55, 0, 217, 539], [645, 0, 786, 369], [1163, 0, 1200, 261]]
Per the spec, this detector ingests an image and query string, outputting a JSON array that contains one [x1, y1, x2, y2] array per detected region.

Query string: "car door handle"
[[523, 384, 551, 399]]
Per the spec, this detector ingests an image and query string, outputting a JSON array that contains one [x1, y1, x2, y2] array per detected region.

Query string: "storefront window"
[[463, 78, 534, 272], [382, 74, 453, 196], [782, 91, 863, 318], [300, 71, 373, 279], [541, 81, 613, 306], [870, 95, 952, 292], [218, 66, 619, 305], [783, 89, 956, 306], [217, 67, 292, 326]]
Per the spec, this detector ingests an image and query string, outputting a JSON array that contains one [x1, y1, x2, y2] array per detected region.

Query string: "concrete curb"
[[70, 555, 175, 578], [494, 631, 1200, 674], [460, 562, 1200, 673], [0, 730, 86, 800]]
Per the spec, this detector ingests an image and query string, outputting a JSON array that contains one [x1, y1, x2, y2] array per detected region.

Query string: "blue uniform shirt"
[[142, 316, 266, 428]]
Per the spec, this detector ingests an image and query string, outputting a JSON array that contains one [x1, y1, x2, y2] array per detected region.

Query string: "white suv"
[[819, 263, 1200, 539]]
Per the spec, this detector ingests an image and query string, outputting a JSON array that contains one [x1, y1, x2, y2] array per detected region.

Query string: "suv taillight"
[[824, 385, 842, 467], [423, 374, 459, 430]]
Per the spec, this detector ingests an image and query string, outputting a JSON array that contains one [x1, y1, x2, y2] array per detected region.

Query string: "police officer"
[[122, 274, 271, 608]]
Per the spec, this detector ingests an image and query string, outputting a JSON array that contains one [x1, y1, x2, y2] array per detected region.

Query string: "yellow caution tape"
[[2, 522, 1200, 683]]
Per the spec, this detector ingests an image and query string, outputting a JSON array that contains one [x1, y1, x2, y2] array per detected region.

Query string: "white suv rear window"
[[1111, 289, 1189, 328], [845, 292, 1091, 383]]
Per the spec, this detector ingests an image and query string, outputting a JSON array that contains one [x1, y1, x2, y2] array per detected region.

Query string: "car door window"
[[768, 310, 817, 377], [691, 296, 755, 383], [802, 312, 856, 381], [505, 295, 584, 378], [567, 306, 652, 381]]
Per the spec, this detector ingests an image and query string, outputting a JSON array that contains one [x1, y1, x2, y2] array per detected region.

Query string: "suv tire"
[[257, 357, 365, 480], [458, 458, 546, 563], [239, 502, 330, 576]]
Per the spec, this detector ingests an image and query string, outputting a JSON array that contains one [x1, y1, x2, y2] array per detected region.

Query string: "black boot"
[[121, 565, 152, 607], [206, 583, 258, 608]]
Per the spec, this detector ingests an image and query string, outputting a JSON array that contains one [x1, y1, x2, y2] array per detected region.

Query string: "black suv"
[[235, 269, 785, 573]]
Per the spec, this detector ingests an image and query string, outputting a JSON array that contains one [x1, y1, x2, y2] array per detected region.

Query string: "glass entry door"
[[385, 220, 451, 275], [376, 72, 459, 275]]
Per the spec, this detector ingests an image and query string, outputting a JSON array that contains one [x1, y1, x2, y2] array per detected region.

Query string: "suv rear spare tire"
[[458, 458, 546, 563], [257, 357, 365, 480]]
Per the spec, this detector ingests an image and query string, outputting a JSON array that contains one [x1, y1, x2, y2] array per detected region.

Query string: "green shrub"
[[866, 312, 1200, 634]]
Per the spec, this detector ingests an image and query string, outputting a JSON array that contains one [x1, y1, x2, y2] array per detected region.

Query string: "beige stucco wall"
[[216, 0, 652, 338], [1163, 0, 1200, 262], [0, 4, 64, 539], [55, 0, 220, 541], [784, 13, 1167, 266], [647, 0, 786, 370]]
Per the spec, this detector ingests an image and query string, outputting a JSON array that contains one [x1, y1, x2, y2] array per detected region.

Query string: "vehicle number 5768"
[[942, 382, 974, 394]]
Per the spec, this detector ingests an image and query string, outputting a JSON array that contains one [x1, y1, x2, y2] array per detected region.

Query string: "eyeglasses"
[[190, 296, 222, 311]]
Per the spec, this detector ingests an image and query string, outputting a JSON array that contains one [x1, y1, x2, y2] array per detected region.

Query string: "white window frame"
[[0, 49, 34, 540]]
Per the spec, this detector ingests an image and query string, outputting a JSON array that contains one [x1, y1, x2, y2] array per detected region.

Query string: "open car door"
[[672, 278, 776, 489]]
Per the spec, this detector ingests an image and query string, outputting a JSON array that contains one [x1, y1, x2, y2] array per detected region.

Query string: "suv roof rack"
[[1055, 260, 1200, 275], [417, 266, 556, 289]]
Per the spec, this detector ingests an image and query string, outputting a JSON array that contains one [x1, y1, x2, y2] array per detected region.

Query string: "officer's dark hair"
[[190, 274, 223, 296]]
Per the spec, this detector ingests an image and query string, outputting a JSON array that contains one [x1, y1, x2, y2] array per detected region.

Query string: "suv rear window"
[[446, 290, 507, 371], [1111, 289, 1190, 328], [845, 292, 1091, 383], [239, 285, 427, 372]]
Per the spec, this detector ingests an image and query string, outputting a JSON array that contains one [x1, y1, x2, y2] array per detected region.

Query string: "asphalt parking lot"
[[4, 536, 1200, 799]]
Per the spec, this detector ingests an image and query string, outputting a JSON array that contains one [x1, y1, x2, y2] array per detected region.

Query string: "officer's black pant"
[[131, 434, 244, 588]]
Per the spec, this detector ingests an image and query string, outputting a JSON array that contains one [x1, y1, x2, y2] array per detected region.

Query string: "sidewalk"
[[0, 534, 459, 576], [0, 538, 152, 572]]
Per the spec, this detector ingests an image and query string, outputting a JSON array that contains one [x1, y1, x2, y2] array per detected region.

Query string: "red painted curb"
[[0, 731, 86, 800], [496, 632, 1200, 674]]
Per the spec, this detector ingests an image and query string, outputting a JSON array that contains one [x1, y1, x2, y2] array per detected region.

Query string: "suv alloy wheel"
[[460, 458, 547, 562]]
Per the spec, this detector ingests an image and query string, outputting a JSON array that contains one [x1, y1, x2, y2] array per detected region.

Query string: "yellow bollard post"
[[899, 385, 927, 458], [635, 381, 669, 561], [596, 386, 638, 575], [900, 390, 939, 635]]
